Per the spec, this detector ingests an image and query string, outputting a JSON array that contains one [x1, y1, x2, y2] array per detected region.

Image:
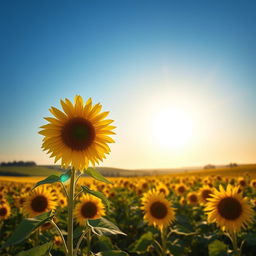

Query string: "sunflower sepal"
[[15, 241, 53, 256], [81, 185, 110, 209], [2, 211, 54, 249], [87, 217, 126, 236], [32, 169, 71, 190], [85, 167, 113, 185]]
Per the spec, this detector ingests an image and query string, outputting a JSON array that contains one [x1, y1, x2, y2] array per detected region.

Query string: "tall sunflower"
[[74, 194, 105, 226], [23, 187, 57, 217], [141, 190, 175, 230], [39, 95, 115, 171], [205, 185, 254, 233]]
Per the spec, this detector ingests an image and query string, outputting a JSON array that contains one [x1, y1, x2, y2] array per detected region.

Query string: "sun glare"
[[153, 108, 194, 150]]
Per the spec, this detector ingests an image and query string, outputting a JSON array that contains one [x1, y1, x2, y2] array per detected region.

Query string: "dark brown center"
[[150, 201, 168, 219], [189, 194, 198, 203], [202, 189, 212, 200], [81, 201, 98, 219], [31, 195, 48, 212], [178, 186, 185, 193], [61, 117, 95, 151], [0, 207, 7, 216], [217, 197, 242, 220]]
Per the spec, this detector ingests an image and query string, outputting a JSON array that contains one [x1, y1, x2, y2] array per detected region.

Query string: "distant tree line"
[[0, 161, 37, 167]]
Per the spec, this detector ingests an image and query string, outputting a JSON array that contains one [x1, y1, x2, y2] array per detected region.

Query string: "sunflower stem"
[[160, 227, 167, 256], [51, 220, 68, 255], [67, 168, 75, 256], [74, 227, 89, 256], [61, 182, 69, 200], [228, 232, 241, 256], [86, 226, 92, 256]]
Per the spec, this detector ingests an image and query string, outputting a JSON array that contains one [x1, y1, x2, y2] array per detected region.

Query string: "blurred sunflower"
[[156, 182, 169, 196], [141, 190, 175, 230], [198, 186, 213, 204], [0, 203, 11, 220], [75, 194, 105, 226], [23, 187, 57, 217], [175, 184, 187, 195], [205, 185, 254, 233], [39, 95, 115, 171], [187, 192, 199, 205]]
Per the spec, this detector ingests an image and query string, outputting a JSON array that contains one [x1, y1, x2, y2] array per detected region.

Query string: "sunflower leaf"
[[208, 240, 228, 256], [85, 167, 113, 184], [81, 185, 110, 209], [16, 242, 53, 256], [32, 175, 60, 190], [88, 217, 126, 236], [2, 211, 53, 248], [32, 169, 71, 190]]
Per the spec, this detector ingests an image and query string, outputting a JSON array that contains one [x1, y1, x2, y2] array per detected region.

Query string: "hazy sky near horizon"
[[0, 0, 256, 169]]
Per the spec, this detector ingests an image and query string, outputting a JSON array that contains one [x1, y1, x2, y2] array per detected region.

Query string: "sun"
[[152, 108, 194, 149]]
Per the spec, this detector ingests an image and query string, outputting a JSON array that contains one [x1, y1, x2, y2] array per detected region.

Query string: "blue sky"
[[0, 0, 255, 169]]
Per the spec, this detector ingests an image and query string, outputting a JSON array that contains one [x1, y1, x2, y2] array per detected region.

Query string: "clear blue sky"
[[0, 0, 255, 169]]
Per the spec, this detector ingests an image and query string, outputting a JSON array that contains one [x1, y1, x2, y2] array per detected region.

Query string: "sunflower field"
[[1, 171, 256, 256]]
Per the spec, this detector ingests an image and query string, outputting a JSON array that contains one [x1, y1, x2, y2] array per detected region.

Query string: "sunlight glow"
[[152, 108, 194, 150]]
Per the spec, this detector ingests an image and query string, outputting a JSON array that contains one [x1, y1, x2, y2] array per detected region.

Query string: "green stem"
[[51, 220, 68, 255], [61, 182, 69, 199], [228, 232, 241, 256], [67, 168, 75, 256], [160, 228, 167, 256], [87, 227, 92, 256]]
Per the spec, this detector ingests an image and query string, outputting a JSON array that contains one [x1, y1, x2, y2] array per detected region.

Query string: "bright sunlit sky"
[[0, 0, 256, 169]]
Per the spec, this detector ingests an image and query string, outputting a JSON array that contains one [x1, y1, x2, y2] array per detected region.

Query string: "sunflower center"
[[61, 117, 95, 151], [0, 207, 7, 216], [178, 186, 185, 193], [202, 190, 212, 200], [150, 201, 168, 219], [81, 201, 98, 219], [31, 195, 48, 212], [189, 195, 198, 203], [217, 197, 242, 220]]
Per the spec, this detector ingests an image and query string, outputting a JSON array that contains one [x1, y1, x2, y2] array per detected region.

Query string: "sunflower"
[[23, 187, 57, 217], [0, 203, 11, 220], [187, 192, 199, 205], [198, 186, 213, 204], [175, 184, 187, 195], [156, 182, 169, 196], [205, 185, 254, 233], [39, 95, 115, 171], [75, 194, 105, 226], [141, 190, 175, 230]]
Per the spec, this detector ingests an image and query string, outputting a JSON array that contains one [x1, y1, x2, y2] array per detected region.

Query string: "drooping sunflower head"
[[141, 190, 175, 230], [75, 194, 105, 226], [205, 185, 254, 233], [39, 96, 115, 171], [23, 186, 57, 217]]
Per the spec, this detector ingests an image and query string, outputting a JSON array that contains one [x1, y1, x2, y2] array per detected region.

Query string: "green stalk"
[[228, 232, 241, 256], [160, 228, 167, 256], [67, 168, 75, 256]]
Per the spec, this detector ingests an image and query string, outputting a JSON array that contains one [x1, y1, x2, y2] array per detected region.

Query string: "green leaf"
[[95, 250, 128, 256], [60, 169, 72, 182], [85, 167, 113, 184], [33, 169, 71, 190], [88, 217, 126, 236], [81, 185, 110, 209], [93, 236, 114, 251], [2, 211, 53, 248], [129, 232, 154, 253], [208, 240, 228, 256], [16, 242, 53, 256]]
